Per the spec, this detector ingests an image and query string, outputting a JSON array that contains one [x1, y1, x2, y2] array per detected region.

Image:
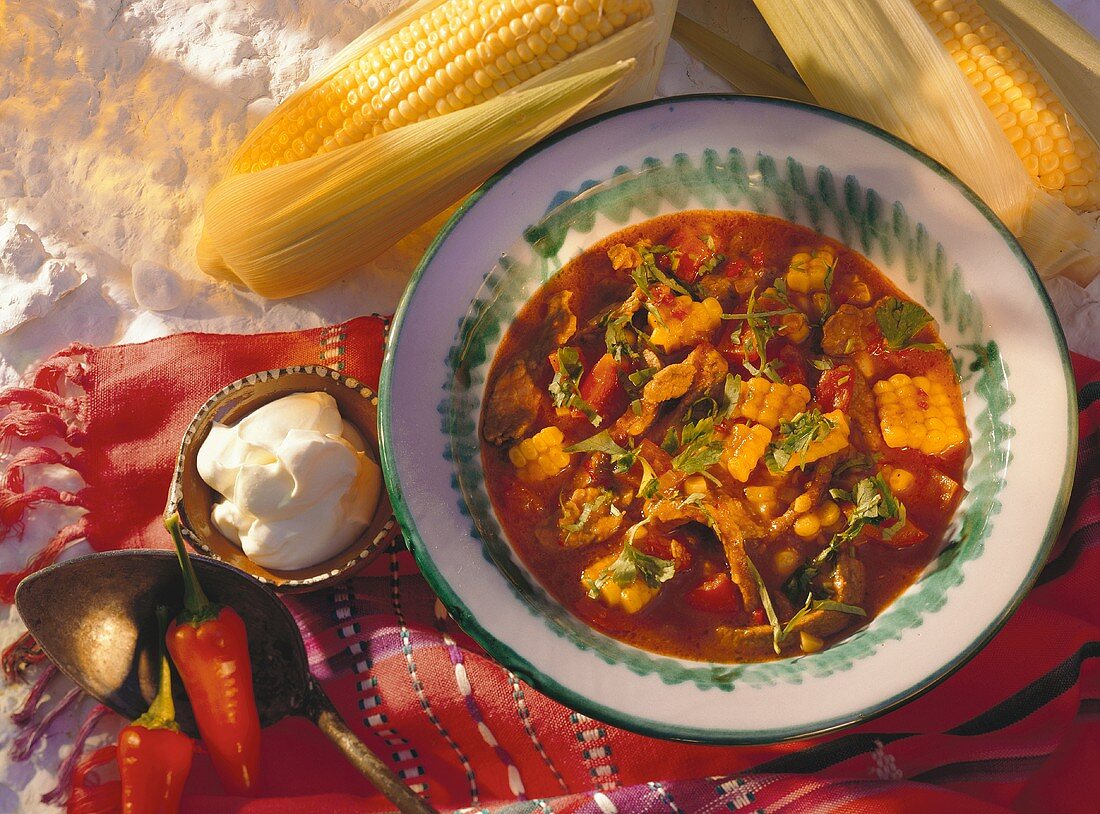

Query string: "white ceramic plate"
[[379, 96, 1075, 743]]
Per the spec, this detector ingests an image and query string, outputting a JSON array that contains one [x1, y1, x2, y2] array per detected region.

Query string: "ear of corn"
[[913, 0, 1098, 211], [508, 426, 571, 481], [200, 0, 677, 298], [198, 61, 631, 296], [728, 377, 812, 430], [981, 0, 1100, 149], [231, 0, 657, 174], [720, 422, 773, 482], [750, 0, 1100, 284], [873, 373, 966, 454]]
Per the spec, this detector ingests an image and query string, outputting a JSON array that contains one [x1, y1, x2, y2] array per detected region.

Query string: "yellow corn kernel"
[[818, 499, 841, 527], [873, 373, 966, 455], [779, 312, 810, 343], [745, 485, 777, 504], [780, 410, 851, 472], [508, 426, 570, 481], [720, 422, 773, 482], [744, 485, 779, 518], [231, 0, 652, 173], [785, 245, 837, 293], [582, 553, 659, 613], [913, 0, 1099, 211], [729, 377, 812, 430], [648, 296, 723, 353], [800, 631, 825, 653], [791, 493, 813, 514], [774, 547, 801, 577], [884, 466, 916, 494], [793, 513, 822, 538]]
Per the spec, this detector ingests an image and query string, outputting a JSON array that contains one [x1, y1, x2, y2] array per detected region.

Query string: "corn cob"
[[558, 486, 627, 546], [720, 422, 772, 482], [509, 426, 571, 481], [648, 295, 723, 353], [785, 246, 837, 293], [912, 0, 1099, 211], [232, 0, 655, 174], [752, 0, 1100, 283], [198, 61, 631, 297], [775, 409, 851, 472], [729, 377, 812, 430], [873, 373, 966, 454]]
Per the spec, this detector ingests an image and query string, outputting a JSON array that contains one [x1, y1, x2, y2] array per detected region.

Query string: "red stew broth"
[[480, 212, 967, 662]]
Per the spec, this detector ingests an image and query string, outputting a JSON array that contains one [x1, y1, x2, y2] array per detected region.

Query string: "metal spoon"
[[14, 549, 437, 814]]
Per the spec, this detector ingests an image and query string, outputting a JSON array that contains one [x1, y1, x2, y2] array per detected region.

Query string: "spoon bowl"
[[15, 549, 435, 813]]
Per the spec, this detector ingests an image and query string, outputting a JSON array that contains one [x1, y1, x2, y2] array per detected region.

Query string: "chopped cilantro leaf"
[[776, 595, 865, 646], [585, 520, 675, 598], [564, 430, 637, 473], [548, 347, 601, 427], [875, 297, 939, 350], [671, 415, 724, 476], [765, 410, 836, 473], [560, 489, 614, 539], [782, 475, 906, 605]]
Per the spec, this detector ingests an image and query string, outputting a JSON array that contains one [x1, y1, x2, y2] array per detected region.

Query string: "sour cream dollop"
[[196, 391, 381, 571]]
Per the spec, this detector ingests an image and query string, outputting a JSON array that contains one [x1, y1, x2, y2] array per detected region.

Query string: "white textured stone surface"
[[0, 1, 1096, 811]]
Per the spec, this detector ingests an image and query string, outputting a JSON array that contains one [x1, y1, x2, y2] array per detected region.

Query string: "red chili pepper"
[[119, 606, 194, 814], [165, 515, 261, 796]]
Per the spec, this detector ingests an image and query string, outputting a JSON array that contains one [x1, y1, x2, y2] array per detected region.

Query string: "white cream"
[[197, 391, 381, 571]]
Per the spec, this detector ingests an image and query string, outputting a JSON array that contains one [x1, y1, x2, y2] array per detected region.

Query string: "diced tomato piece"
[[636, 535, 693, 571], [817, 365, 855, 412], [637, 438, 674, 475], [578, 353, 629, 420], [716, 325, 759, 372], [724, 257, 748, 279], [777, 343, 808, 387], [751, 607, 767, 625], [685, 572, 743, 614], [884, 520, 928, 547], [661, 227, 717, 284], [647, 283, 675, 306], [863, 519, 928, 547]]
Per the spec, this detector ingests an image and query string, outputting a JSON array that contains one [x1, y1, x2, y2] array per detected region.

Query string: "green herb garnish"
[[670, 414, 724, 477], [584, 520, 675, 598], [765, 410, 836, 473], [548, 347, 601, 426], [776, 595, 866, 646], [875, 297, 940, 350], [560, 489, 614, 540], [781, 475, 906, 605]]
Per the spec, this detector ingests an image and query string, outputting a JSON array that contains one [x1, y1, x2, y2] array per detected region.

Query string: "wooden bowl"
[[166, 365, 398, 592]]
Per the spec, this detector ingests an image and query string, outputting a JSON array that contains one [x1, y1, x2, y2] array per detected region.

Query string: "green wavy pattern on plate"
[[441, 149, 1012, 690]]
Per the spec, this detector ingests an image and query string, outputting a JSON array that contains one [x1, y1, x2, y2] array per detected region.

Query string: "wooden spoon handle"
[[304, 678, 439, 814]]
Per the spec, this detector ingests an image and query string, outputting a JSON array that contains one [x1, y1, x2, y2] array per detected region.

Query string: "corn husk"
[[982, 0, 1100, 148], [671, 13, 813, 103], [751, 0, 1100, 283], [198, 62, 631, 298]]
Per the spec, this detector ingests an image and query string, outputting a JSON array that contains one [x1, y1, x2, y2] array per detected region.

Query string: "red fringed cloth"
[[1, 318, 1097, 814]]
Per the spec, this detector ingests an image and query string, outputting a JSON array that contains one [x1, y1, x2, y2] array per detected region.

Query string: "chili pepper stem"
[[133, 606, 180, 732], [165, 513, 215, 621]]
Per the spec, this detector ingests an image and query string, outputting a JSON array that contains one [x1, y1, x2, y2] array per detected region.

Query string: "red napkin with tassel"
[[1, 318, 1097, 814]]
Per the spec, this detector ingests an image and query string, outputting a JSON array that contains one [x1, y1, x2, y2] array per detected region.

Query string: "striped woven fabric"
[[1, 320, 1096, 813]]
